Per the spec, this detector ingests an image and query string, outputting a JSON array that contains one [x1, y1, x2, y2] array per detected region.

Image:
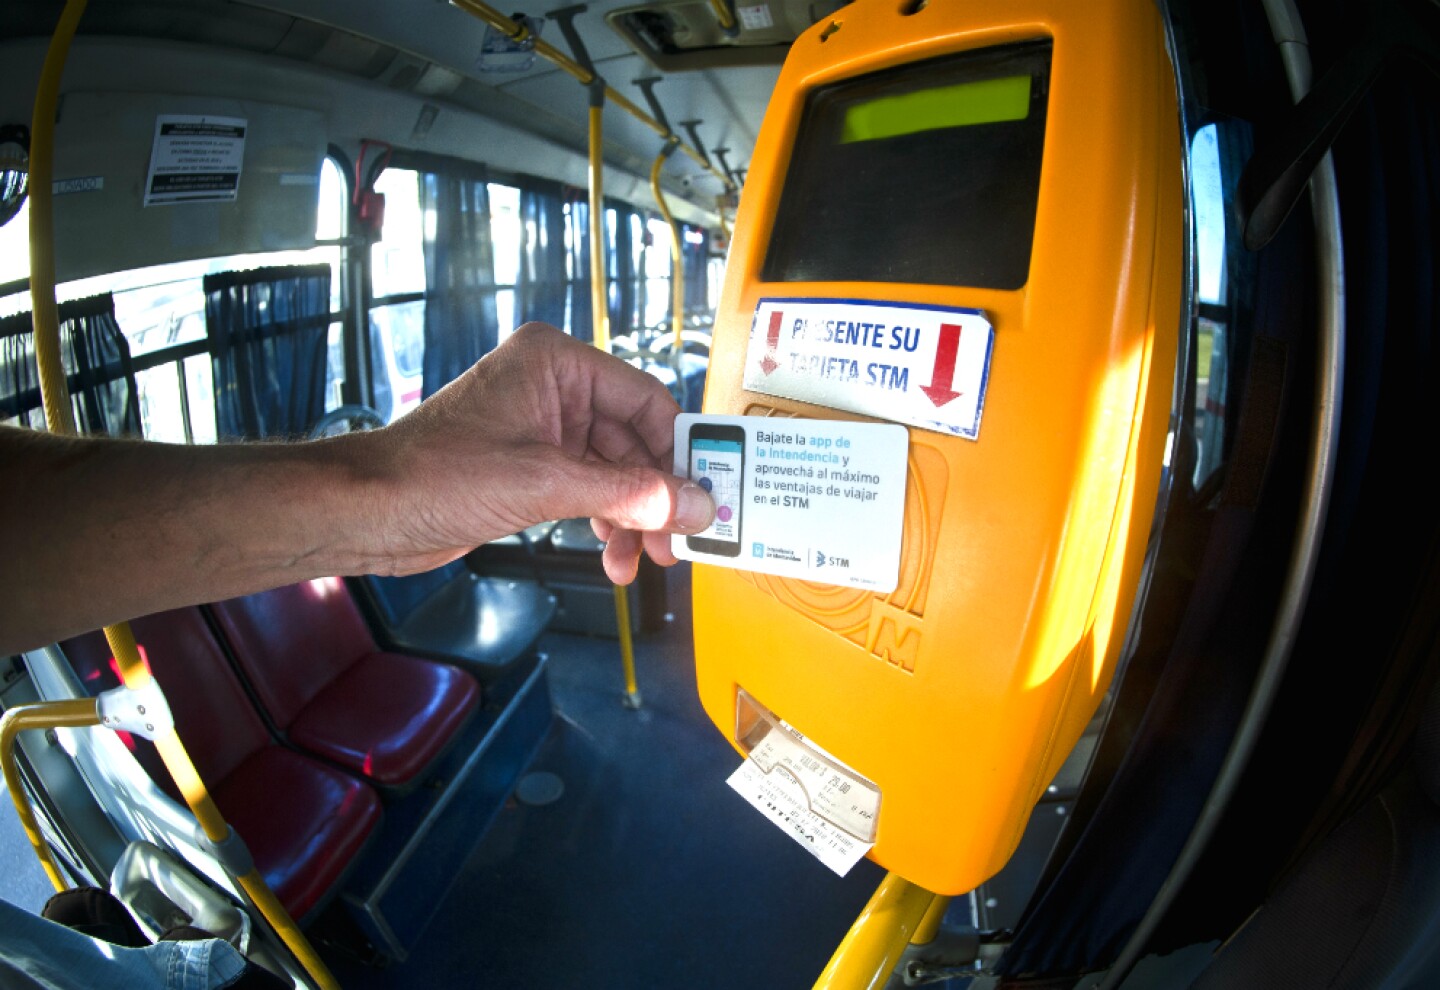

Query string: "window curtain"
[[561, 197, 650, 342], [204, 264, 331, 440], [564, 195, 592, 343], [420, 171, 499, 398], [517, 179, 568, 332], [0, 293, 141, 435], [681, 223, 710, 318]]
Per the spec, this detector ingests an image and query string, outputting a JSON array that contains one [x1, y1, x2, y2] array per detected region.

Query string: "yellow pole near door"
[[584, 91, 642, 707], [26, 3, 339, 985], [587, 103, 610, 355]]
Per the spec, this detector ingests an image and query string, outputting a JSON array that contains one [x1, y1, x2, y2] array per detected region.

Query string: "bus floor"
[[318, 559, 887, 990]]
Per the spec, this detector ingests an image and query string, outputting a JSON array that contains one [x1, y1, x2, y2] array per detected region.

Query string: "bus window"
[[2, 148, 347, 442], [1190, 120, 1251, 491], [0, 198, 27, 291], [369, 167, 426, 421], [490, 182, 521, 343], [643, 215, 674, 331], [371, 168, 426, 299]]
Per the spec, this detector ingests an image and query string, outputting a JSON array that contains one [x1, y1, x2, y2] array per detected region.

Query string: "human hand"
[[363, 322, 714, 584]]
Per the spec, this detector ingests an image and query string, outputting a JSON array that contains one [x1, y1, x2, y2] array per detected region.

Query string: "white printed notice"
[[671, 413, 908, 593], [144, 115, 247, 206], [743, 298, 994, 440]]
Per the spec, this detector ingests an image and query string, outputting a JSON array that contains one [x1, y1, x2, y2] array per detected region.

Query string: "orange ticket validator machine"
[[692, 0, 1186, 895]]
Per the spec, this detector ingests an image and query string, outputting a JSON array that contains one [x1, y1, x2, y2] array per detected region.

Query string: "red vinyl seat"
[[205, 577, 481, 790], [61, 608, 382, 922]]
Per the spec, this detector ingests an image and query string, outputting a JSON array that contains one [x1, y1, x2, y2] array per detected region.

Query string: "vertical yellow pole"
[[586, 91, 641, 707], [912, 894, 952, 947], [715, 194, 732, 248], [26, 4, 340, 985], [614, 583, 641, 707], [27, 0, 84, 437], [588, 103, 610, 354]]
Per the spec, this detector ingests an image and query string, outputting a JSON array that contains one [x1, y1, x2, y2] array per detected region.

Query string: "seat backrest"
[[206, 577, 376, 730], [60, 607, 273, 795], [358, 561, 469, 629]]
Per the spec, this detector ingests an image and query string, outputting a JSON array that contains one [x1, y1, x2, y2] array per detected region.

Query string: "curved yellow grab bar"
[[1, 701, 104, 890], [813, 872, 937, 990]]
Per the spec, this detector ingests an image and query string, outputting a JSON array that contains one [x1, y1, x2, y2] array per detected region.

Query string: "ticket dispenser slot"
[[692, 0, 1185, 895]]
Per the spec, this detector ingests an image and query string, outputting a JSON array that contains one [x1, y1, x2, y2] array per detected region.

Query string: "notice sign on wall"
[[742, 298, 994, 440], [671, 413, 908, 593], [144, 115, 247, 206]]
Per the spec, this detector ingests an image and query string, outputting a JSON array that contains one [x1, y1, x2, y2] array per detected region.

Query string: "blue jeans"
[[1, 897, 251, 990]]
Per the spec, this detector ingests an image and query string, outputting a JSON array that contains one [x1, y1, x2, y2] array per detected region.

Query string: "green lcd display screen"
[[764, 42, 1051, 290], [840, 75, 1033, 144]]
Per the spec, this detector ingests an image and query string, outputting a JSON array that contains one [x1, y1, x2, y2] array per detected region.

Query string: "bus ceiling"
[[0, 0, 804, 248]]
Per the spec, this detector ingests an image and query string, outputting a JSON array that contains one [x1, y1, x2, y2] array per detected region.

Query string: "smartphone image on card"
[[687, 422, 746, 557]]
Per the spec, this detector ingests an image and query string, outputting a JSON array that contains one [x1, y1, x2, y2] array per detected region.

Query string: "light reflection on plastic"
[[306, 576, 342, 600]]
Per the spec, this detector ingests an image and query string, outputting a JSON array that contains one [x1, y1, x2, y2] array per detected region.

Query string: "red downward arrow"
[[920, 323, 964, 407], [760, 310, 783, 375]]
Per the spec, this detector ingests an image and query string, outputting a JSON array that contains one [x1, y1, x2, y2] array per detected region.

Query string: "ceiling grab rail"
[[23, 2, 341, 987], [448, 0, 738, 200]]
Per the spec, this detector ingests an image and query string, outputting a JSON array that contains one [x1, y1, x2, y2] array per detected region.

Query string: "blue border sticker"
[[742, 298, 994, 440]]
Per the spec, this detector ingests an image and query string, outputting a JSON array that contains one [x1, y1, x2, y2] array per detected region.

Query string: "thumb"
[[554, 458, 715, 534]]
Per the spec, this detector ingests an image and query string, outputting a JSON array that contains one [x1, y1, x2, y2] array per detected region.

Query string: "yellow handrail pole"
[[448, 0, 734, 192], [813, 872, 937, 990], [714, 194, 731, 250], [614, 584, 641, 706], [708, 0, 738, 33], [579, 79, 642, 708], [26, 0, 84, 436], [27, 5, 339, 986], [912, 894, 952, 946], [2, 701, 104, 890], [649, 144, 686, 359], [588, 102, 610, 354]]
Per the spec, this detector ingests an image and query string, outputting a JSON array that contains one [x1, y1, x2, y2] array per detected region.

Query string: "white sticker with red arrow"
[[742, 299, 994, 440]]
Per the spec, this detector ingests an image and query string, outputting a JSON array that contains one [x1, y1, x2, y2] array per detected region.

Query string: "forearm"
[[0, 428, 392, 654], [0, 325, 710, 655]]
